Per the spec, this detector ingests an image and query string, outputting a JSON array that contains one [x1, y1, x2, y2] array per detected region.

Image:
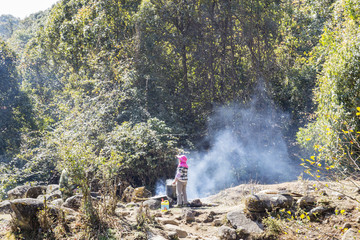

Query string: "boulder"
[[156, 217, 179, 226], [147, 231, 168, 240], [308, 206, 334, 221], [167, 231, 178, 240], [143, 199, 161, 210], [297, 195, 316, 208], [7, 185, 31, 200], [190, 199, 203, 207], [212, 219, 222, 226], [125, 202, 139, 208], [122, 186, 134, 203], [46, 184, 60, 194], [331, 192, 345, 200], [342, 228, 360, 240], [25, 186, 47, 198], [47, 191, 62, 201], [0, 200, 12, 214], [218, 226, 236, 240], [63, 195, 83, 210], [227, 210, 263, 234], [245, 194, 293, 212], [51, 199, 64, 207], [10, 198, 57, 230], [37, 191, 62, 202], [203, 211, 216, 223], [164, 224, 188, 238], [182, 209, 195, 223], [132, 186, 151, 202]]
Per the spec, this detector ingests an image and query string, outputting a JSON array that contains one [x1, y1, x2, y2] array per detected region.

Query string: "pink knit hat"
[[177, 155, 188, 168]]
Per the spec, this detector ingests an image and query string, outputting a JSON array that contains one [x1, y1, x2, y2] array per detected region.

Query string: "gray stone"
[[190, 199, 203, 207], [164, 224, 187, 238], [143, 199, 161, 210], [297, 195, 316, 208], [343, 222, 352, 230], [203, 211, 216, 223], [212, 219, 222, 226], [182, 209, 195, 223], [308, 206, 334, 221], [7, 185, 31, 200], [25, 186, 47, 198], [156, 217, 179, 226], [37, 190, 62, 202], [125, 202, 139, 208], [10, 198, 58, 230], [0, 200, 12, 214], [342, 228, 360, 240], [218, 226, 236, 240], [227, 210, 263, 234], [147, 231, 167, 240], [332, 192, 345, 200], [51, 199, 64, 207], [167, 231, 178, 240], [63, 195, 83, 210], [46, 184, 60, 194], [257, 189, 280, 195], [245, 194, 293, 212]]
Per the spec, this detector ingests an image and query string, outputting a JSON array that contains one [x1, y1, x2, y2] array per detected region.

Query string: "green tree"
[[0, 15, 19, 40], [0, 40, 35, 156], [297, 0, 360, 172]]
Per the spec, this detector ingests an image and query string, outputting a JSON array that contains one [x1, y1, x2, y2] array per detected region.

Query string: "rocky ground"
[[1, 179, 360, 239]]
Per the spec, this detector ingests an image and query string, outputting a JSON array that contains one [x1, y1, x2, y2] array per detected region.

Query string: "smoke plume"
[[186, 85, 300, 198]]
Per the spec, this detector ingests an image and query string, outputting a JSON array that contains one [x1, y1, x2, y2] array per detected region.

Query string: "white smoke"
[[186, 87, 300, 199]]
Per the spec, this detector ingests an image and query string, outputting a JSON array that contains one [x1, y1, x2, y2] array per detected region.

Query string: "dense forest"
[[1, 0, 360, 203]]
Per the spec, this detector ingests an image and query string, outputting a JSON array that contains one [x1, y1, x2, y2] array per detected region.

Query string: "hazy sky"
[[0, 0, 59, 19]]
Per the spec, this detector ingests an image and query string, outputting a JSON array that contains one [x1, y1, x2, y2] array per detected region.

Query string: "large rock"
[[10, 198, 57, 230], [0, 200, 12, 214], [25, 186, 47, 198], [164, 224, 188, 238], [51, 199, 64, 207], [245, 194, 293, 212], [182, 209, 195, 223], [7, 185, 31, 200], [218, 226, 237, 240], [37, 190, 62, 202], [203, 211, 216, 223], [227, 210, 263, 234], [132, 186, 151, 202], [156, 217, 179, 226], [147, 231, 168, 240], [190, 199, 202, 207], [342, 228, 360, 240], [143, 199, 161, 210], [308, 206, 334, 221], [46, 184, 60, 194], [297, 195, 316, 208], [122, 186, 134, 203], [63, 195, 83, 210]]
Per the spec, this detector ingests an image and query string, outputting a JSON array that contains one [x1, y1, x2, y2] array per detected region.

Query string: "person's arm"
[[172, 167, 180, 185]]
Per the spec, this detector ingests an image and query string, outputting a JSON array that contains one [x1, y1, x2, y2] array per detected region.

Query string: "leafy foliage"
[[2, 0, 360, 210], [0, 15, 19, 40], [297, 0, 360, 172]]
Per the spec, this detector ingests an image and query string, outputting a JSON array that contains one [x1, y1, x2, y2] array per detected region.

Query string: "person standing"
[[172, 155, 189, 206]]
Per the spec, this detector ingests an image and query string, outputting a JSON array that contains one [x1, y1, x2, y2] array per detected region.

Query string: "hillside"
[[1, 179, 359, 240], [1, 0, 360, 239]]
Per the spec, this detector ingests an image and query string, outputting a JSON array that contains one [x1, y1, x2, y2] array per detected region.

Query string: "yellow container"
[[161, 200, 169, 212]]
